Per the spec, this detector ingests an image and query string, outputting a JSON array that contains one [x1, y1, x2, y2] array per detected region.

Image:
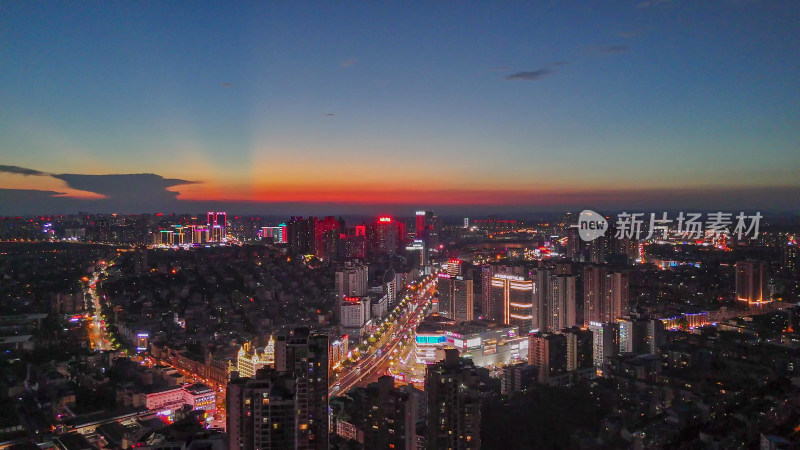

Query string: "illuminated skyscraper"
[[546, 274, 577, 332], [314, 216, 340, 259], [383, 268, 397, 307], [416, 210, 433, 239], [783, 241, 799, 274], [480, 265, 494, 320], [261, 225, 286, 243], [207, 211, 227, 242], [491, 274, 534, 334], [617, 318, 634, 354], [437, 273, 474, 322], [373, 216, 398, 256], [445, 258, 462, 276], [735, 260, 768, 305], [589, 322, 619, 374]]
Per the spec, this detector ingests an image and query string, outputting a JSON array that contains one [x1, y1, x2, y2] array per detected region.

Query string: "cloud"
[[591, 45, 630, 55], [505, 69, 551, 81], [221, 83, 233, 87], [636, 0, 674, 8], [51, 173, 197, 202], [341, 58, 357, 68], [0, 165, 48, 176], [615, 30, 640, 39], [552, 61, 569, 67]]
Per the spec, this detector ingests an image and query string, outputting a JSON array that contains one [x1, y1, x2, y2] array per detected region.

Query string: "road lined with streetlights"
[[84, 261, 115, 351], [329, 274, 437, 396]]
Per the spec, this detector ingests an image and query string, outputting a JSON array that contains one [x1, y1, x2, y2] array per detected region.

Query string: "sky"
[[1, 1, 799, 216]]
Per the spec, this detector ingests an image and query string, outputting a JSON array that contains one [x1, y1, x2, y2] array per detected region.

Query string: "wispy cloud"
[[505, 69, 551, 81], [636, 0, 674, 8], [0, 165, 48, 176], [615, 30, 640, 39], [221, 83, 233, 88], [592, 44, 630, 55], [341, 58, 357, 68]]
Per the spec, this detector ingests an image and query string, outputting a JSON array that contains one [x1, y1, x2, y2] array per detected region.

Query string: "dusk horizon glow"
[[2, 1, 799, 215]]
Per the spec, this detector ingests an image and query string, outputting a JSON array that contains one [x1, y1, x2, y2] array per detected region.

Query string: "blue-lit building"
[[414, 316, 527, 367]]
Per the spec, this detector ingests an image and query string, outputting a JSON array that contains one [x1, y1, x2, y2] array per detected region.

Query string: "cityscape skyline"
[[2, 2, 800, 215]]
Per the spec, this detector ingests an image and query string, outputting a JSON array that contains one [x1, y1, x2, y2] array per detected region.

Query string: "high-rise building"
[[416, 210, 433, 239], [314, 216, 340, 260], [335, 261, 368, 302], [783, 241, 799, 274], [566, 226, 582, 261], [735, 260, 768, 305], [618, 315, 665, 355], [363, 376, 420, 450], [340, 297, 371, 336], [490, 274, 534, 334], [343, 231, 367, 259], [445, 259, 462, 276], [480, 265, 494, 320], [563, 327, 594, 371], [425, 349, 485, 450], [617, 318, 634, 354], [133, 246, 148, 274], [546, 274, 577, 332], [640, 317, 665, 354], [605, 271, 630, 321], [437, 273, 474, 322], [273, 328, 329, 447], [383, 268, 397, 307], [261, 226, 285, 243], [528, 332, 567, 381], [227, 371, 298, 449], [583, 266, 630, 326], [583, 265, 605, 326], [207, 211, 227, 242], [405, 239, 428, 272], [588, 236, 606, 264], [373, 216, 398, 256], [589, 322, 619, 374], [228, 327, 328, 450], [287, 216, 315, 255], [532, 268, 550, 332]]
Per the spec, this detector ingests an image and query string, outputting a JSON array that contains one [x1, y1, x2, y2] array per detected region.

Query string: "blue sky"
[[1, 1, 799, 214]]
